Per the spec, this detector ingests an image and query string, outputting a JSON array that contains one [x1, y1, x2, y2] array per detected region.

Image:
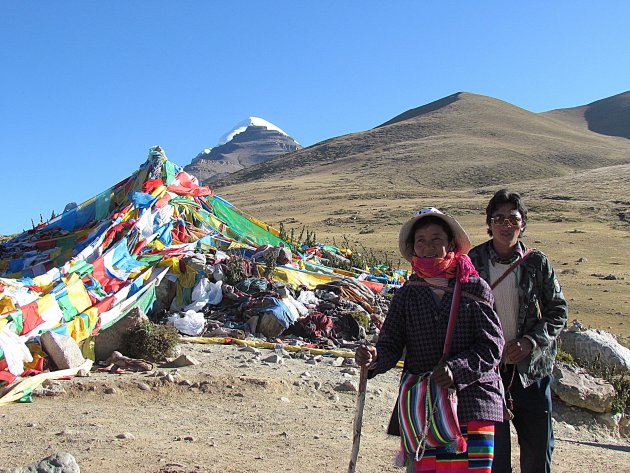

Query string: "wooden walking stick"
[[348, 363, 369, 473]]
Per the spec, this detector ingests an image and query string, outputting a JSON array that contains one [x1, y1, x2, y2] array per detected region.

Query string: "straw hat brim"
[[398, 211, 471, 262]]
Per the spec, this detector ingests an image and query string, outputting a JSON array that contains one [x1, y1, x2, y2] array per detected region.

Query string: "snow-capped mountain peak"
[[218, 117, 291, 145]]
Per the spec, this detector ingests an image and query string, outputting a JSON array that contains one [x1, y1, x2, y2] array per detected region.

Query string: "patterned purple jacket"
[[370, 275, 505, 423]]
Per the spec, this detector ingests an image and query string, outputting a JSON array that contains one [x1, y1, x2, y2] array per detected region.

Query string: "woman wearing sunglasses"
[[468, 189, 568, 473]]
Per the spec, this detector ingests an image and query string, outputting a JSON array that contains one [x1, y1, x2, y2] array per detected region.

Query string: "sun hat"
[[398, 207, 472, 261]]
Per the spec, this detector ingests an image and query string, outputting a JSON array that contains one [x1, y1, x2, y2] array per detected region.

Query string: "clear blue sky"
[[1, 1, 629, 235]]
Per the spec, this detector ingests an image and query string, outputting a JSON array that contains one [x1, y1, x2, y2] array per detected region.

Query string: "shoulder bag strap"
[[441, 277, 461, 361], [490, 248, 534, 290]]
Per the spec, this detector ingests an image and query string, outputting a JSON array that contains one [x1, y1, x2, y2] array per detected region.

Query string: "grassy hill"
[[216, 92, 630, 191], [543, 90, 630, 139], [212, 92, 630, 345]]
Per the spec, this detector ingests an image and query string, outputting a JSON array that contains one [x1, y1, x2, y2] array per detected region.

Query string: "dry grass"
[[215, 164, 630, 346], [209, 92, 630, 345]]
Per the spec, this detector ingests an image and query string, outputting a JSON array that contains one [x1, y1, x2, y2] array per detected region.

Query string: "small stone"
[[335, 380, 359, 392], [313, 381, 322, 390], [280, 397, 291, 403], [329, 394, 340, 402], [341, 368, 358, 376], [116, 432, 135, 439], [161, 354, 200, 368], [162, 374, 175, 383], [137, 382, 151, 391], [241, 346, 261, 355], [332, 357, 345, 367], [300, 371, 312, 378], [262, 354, 284, 364], [178, 379, 193, 386], [184, 435, 195, 442], [104, 387, 116, 394]]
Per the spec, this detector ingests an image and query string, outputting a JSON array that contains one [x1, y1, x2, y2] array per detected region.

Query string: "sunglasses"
[[490, 215, 522, 227]]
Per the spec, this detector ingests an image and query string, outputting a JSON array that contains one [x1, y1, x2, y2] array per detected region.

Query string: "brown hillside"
[[211, 92, 630, 344], [543, 90, 630, 139], [216, 92, 630, 192]]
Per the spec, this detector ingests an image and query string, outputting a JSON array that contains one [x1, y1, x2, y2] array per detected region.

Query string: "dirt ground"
[[1, 342, 628, 473]]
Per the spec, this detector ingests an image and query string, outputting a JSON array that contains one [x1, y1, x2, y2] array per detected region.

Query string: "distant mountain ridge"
[[214, 91, 630, 191], [184, 117, 302, 183], [543, 90, 630, 140]]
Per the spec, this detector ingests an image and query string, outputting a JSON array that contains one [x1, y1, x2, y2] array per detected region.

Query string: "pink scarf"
[[411, 252, 478, 283]]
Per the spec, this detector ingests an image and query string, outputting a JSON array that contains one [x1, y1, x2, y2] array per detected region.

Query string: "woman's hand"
[[355, 345, 377, 367], [431, 362, 455, 388]]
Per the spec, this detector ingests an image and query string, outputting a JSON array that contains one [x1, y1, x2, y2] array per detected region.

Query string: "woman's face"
[[413, 223, 451, 258]]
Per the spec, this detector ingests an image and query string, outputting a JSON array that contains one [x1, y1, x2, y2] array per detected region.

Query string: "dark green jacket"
[[469, 240, 568, 387]]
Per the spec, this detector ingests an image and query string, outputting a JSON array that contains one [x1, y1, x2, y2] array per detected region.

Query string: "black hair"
[[485, 189, 528, 236], [406, 216, 455, 254]]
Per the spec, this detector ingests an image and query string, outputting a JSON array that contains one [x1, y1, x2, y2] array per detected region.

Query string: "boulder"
[[94, 307, 149, 361], [559, 327, 630, 373], [0, 451, 80, 473], [40, 331, 85, 370], [551, 362, 616, 413], [154, 278, 177, 313], [182, 253, 207, 273], [257, 312, 285, 338]]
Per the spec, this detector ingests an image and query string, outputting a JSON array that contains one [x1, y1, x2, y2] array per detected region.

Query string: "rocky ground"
[[1, 341, 628, 473]]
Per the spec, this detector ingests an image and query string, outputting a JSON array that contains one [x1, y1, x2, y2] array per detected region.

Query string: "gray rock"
[[257, 313, 285, 338], [40, 332, 85, 370], [240, 346, 261, 355], [332, 357, 345, 367], [559, 328, 630, 372], [161, 354, 200, 368], [0, 452, 80, 473], [94, 307, 148, 361], [33, 381, 66, 398], [262, 353, 283, 364], [551, 363, 616, 413], [115, 432, 135, 439], [596, 412, 622, 430], [136, 382, 151, 391], [335, 380, 359, 392]]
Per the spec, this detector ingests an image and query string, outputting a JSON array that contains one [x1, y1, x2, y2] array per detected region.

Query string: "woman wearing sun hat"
[[356, 208, 504, 472]]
